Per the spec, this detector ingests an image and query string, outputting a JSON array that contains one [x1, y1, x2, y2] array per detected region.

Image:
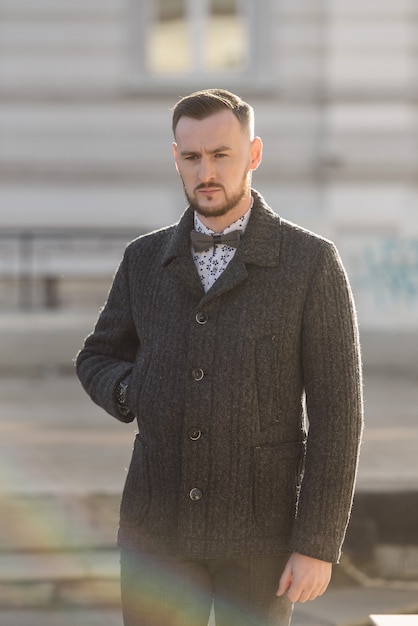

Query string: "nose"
[[198, 157, 215, 183]]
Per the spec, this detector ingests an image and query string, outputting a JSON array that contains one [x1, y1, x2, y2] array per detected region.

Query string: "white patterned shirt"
[[192, 207, 252, 293]]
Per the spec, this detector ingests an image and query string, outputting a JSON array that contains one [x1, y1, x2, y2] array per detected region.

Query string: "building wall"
[[0, 0, 417, 369], [268, 0, 418, 349]]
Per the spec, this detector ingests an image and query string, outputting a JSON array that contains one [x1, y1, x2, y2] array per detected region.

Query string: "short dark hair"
[[171, 88, 254, 138]]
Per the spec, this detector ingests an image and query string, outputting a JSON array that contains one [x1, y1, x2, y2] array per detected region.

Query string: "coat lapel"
[[161, 208, 204, 299], [236, 190, 282, 268]]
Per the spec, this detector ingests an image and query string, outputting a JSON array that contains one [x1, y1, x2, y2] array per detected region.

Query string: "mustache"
[[195, 183, 223, 191]]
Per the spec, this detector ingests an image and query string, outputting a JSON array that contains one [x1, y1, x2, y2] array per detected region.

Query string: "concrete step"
[[0, 549, 418, 626], [0, 370, 417, 619], [0, 609, 122, 626], [0, 550, 120, 609], [2, 489, 418, 557], [0, 494, 120, 553]]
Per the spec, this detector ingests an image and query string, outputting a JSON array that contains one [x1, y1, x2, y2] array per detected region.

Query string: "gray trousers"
[[120, 549, 293, 626]]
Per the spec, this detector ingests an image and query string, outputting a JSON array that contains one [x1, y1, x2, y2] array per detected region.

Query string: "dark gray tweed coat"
[[76, 190, 363, 563]]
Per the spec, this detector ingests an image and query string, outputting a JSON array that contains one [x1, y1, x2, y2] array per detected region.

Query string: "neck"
[[196, 193, 253, 233]]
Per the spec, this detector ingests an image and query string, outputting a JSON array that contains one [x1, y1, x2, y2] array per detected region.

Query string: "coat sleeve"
[[288, 240, 364, 563], [75, 246, 139, 422]]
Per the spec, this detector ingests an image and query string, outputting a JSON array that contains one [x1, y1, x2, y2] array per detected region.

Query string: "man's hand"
[[276, 552, 332, 603]]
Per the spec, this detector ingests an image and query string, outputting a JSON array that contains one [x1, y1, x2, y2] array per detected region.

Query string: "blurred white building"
[[0, 0, 417, 371]]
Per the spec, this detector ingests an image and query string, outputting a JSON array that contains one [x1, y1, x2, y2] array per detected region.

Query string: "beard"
[[182, 170, 252, 219]]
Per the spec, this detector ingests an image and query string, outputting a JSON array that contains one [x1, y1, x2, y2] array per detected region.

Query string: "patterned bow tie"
[[190, 229, 242, 253]]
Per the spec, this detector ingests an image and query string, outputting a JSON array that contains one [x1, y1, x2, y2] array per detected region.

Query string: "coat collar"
[[161, 189, 282, 301], [235, 189, 281, 267]]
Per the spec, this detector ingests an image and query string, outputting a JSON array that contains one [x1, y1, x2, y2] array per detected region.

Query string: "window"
[[148, 0, 247, 75], [127, 0, 268, 86]]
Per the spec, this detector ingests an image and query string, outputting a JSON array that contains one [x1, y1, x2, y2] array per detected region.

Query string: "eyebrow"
[[180, 145, 232, 157]]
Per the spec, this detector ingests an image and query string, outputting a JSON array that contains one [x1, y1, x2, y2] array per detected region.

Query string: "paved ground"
[[0, 370, 417, 625]]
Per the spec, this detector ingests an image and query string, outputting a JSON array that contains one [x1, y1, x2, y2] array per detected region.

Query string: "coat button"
[[195, 312, 208, 324], [189, 429, 202, 440], [189, 488, 203, 501], [191, 368, 204, 381]]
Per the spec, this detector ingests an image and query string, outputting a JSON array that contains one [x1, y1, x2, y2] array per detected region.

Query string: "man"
[[76, 88, 363, 626]]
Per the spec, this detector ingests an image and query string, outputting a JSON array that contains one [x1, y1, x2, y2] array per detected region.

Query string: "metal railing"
[[0, 229, 139, 310]]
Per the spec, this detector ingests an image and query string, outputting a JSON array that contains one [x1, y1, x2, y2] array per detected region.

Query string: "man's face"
[[173, 110, 262, 226]]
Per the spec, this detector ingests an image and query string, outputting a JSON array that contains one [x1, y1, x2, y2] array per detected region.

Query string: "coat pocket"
[[253, 441, 305, 535], [119, 434, 151, 527]]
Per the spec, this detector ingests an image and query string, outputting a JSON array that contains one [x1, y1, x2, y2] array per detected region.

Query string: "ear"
[[250, 136, 263, 172], [172, 142, 180, 174]]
